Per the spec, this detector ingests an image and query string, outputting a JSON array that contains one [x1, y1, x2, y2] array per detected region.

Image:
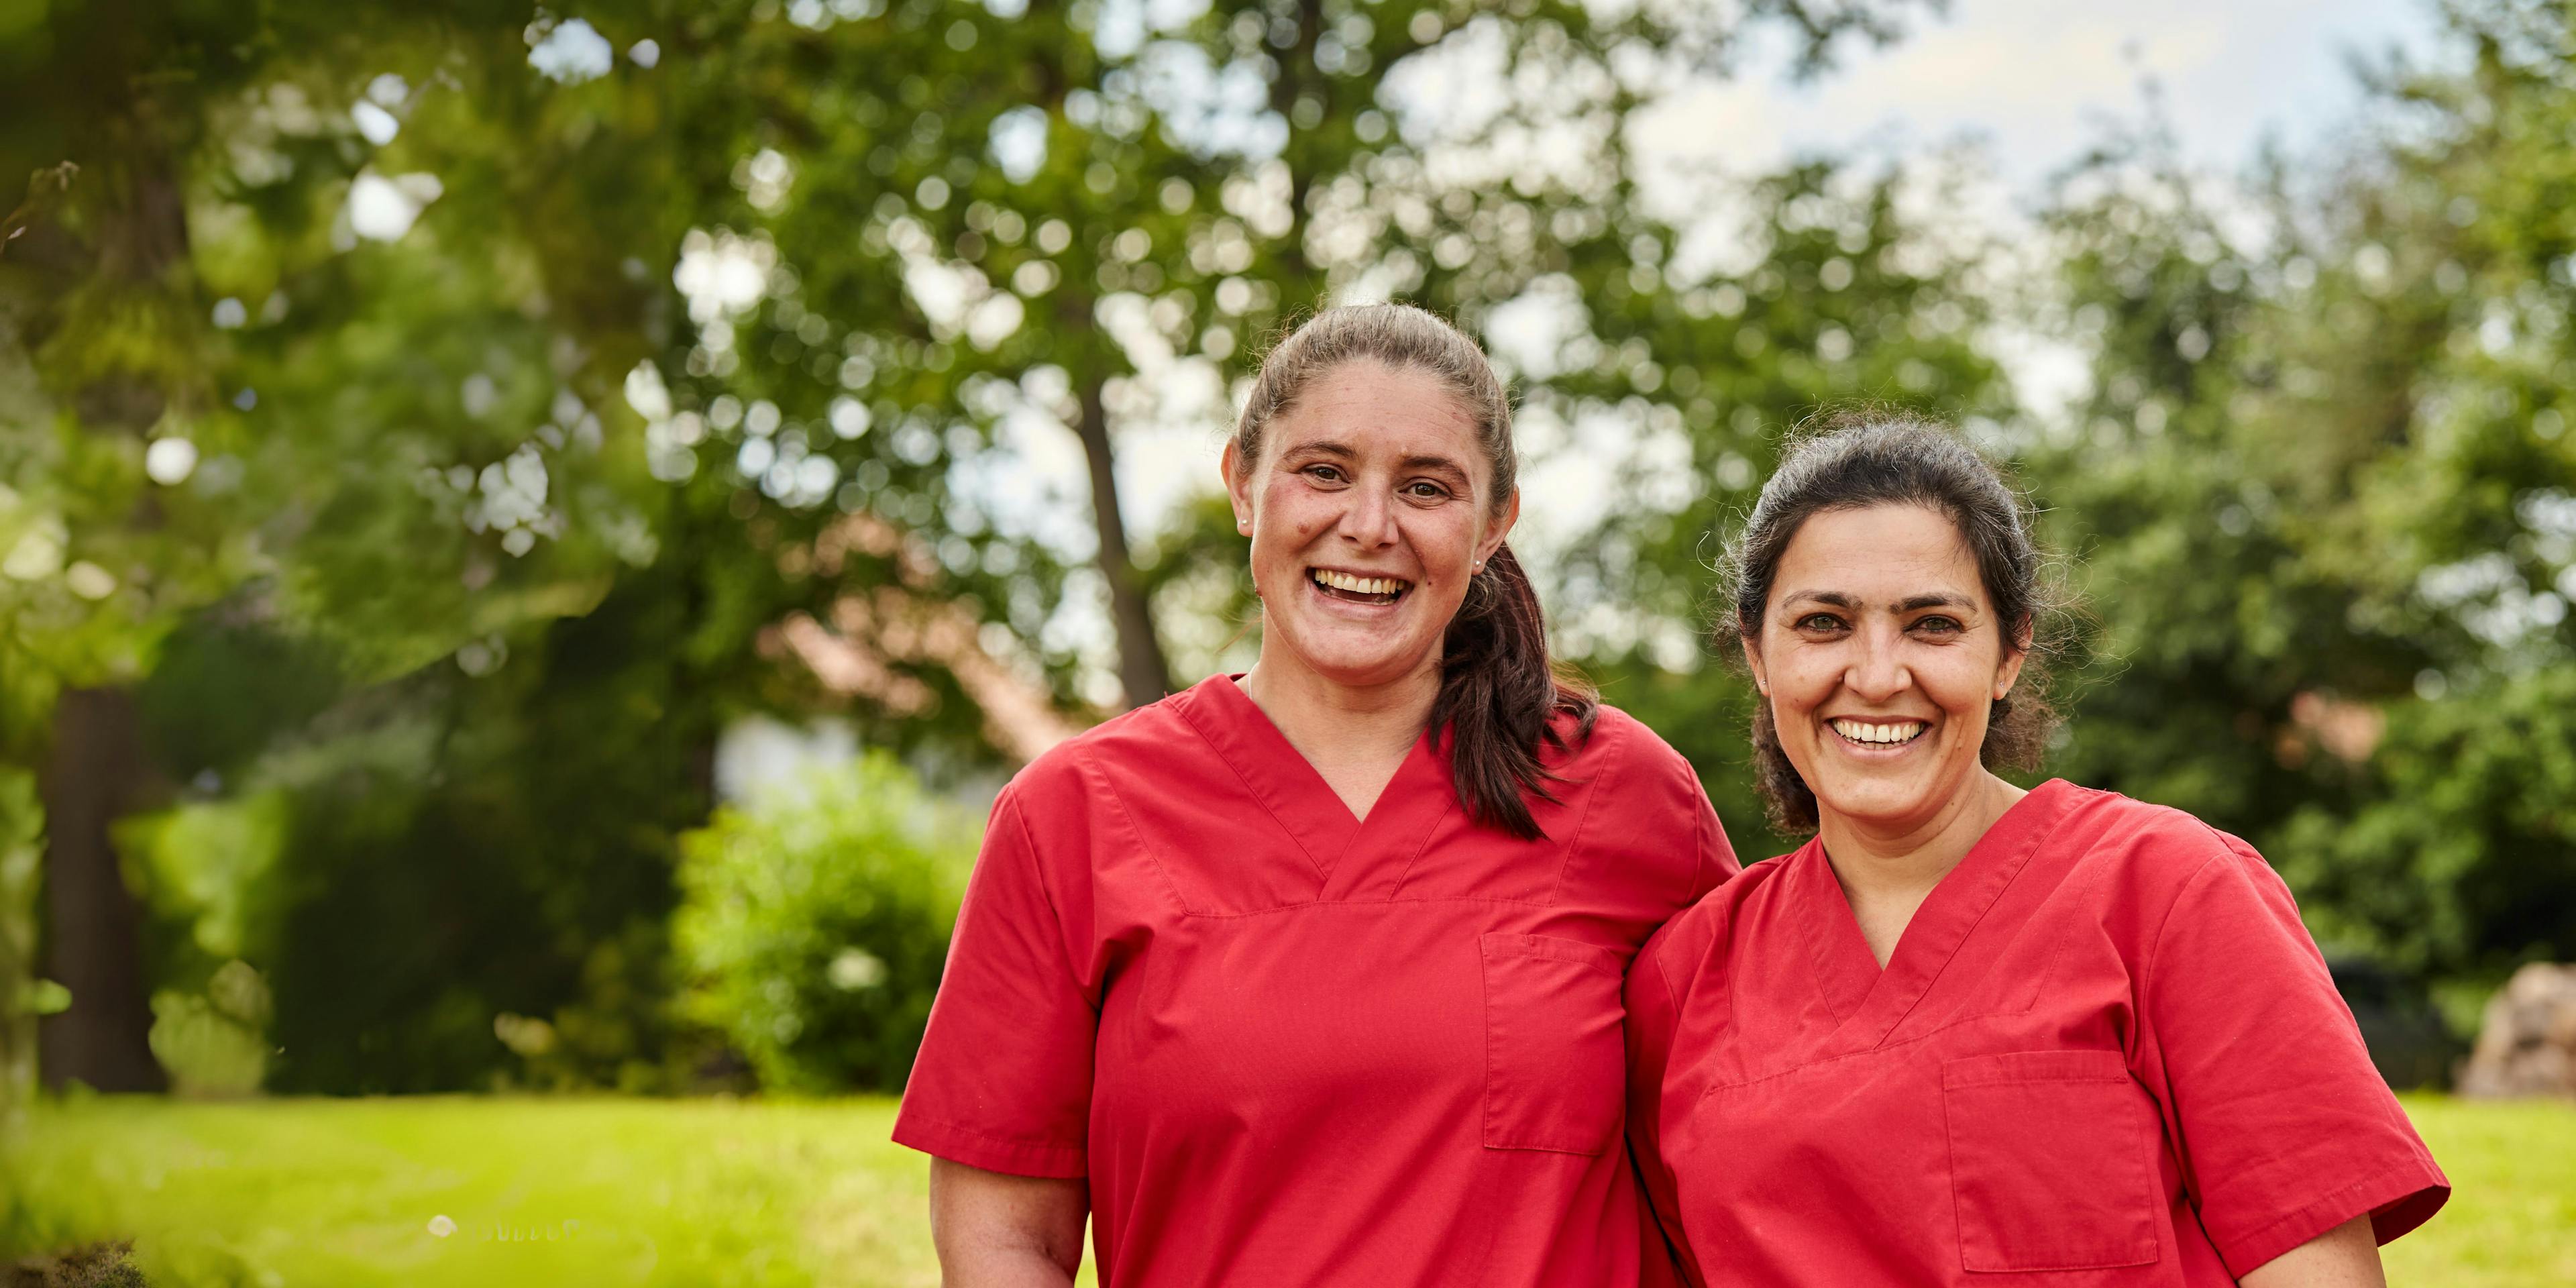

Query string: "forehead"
[[1772, 503, 1988, 604], [1267, 360, 1487, 468]]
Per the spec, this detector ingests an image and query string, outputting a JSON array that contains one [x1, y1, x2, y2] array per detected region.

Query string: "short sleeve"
[[2137, 841, 2449, 1277], [1688, 777, 1741, 902], [892, 787, 1097, 1178], [1611, 718, 1739, 909], [1625, 928, 1705, 1288]]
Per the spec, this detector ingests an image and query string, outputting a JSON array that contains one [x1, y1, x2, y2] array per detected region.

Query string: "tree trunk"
[[36, 686, 166, 1093], [1269, 0, 1326, 289], [26, 108, 191, 1095], [1071, 376, 1173, 708]]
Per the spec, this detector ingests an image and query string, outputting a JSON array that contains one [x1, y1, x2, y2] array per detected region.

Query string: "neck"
[[1816, 768, 2026, 904], [1236, 645, 1441, 765]]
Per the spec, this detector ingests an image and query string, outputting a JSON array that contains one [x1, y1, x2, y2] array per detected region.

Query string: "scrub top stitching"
[[1535, 716, 1627, 908], [1163, 892, 1590, 922], [1071, 739, 1209, 918], [1858, 792, 2078, 1049], [1167, 686, 1339, 885], [1693, 1006, 2148, 1100], [996, 790, 1114, 1014]]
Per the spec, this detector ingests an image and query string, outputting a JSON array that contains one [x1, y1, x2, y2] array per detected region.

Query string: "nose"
[[1336, 482, 1401, 548], [1842, 621, 1913, 704]]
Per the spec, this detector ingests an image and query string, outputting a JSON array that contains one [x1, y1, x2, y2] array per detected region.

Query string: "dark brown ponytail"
[[1233, 303, 1596, 840], [1429, 545, 1597, 839]]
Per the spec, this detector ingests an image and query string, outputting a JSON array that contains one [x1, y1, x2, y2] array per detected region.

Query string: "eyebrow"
[[1781, 590, 1980, 612], [1399, 453, 1472, 480], [1279, 440, 1474, 482]]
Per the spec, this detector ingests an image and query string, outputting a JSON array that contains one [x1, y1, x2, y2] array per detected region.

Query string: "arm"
[[2239, 1215, 2384, 1288], [1623, 924, 1705, 1288], [894, 786, 1102, 1279], [928, 1158, 1088, 1287]]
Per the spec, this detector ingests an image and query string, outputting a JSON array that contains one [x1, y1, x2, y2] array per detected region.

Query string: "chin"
[[1298, 638, 1432, 686], [1267, 591, 1453, 686], [1812, 773, 1943, 827]]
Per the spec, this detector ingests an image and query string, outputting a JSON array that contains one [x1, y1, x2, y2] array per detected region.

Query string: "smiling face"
[[1744, 502, 2027, 836], [1224, 360, 1518, 692]]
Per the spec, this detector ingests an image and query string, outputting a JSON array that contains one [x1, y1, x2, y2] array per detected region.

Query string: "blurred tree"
[[0, 1, 687, 1094], [632, 0, 1946, 720], [1536, 156, 2012, 856], [2020, 119, 2420, 843], [2019, 0, 2576, 995], [27, 0, 2430, 1101]]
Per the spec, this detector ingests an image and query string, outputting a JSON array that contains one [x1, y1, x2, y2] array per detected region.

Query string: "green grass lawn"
[[3, 1093, 2567, 1286]]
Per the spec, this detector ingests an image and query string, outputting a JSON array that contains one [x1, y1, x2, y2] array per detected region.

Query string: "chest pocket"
[[1942, 1049, 2161, 1273], [1478, 932, 1626, 1155]]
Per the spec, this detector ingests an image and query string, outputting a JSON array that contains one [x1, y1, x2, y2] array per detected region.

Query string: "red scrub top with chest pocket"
[[895, 674, 1738, 1287], [1626, 778, 2449, 1287]]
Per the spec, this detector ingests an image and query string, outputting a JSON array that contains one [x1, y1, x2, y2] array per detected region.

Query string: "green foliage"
[[120, 790, 288, 971], [0, 767, 44, 1119], [0, 0, 717, 1097], [2008, 0, 2576, 994], [2275, 669, 2576, 983], [117, 793, 287, 1097], [146, 959, 272, 1098], [675, 753, 974, 1095], [248, 569, 724, 1095]]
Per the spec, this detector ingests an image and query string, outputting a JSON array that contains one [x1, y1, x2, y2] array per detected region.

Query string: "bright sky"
[[1633, 0, 2434, 194], [1095, 0, 2446, 544]]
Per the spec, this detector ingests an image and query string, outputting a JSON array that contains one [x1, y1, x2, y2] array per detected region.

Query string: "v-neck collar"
[[1792, 779, 2078, 1049], [1173, 674, 1456, 891]]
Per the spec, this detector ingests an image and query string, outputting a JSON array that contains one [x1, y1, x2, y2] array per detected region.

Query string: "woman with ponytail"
[[896, 302, 1738, 1286]]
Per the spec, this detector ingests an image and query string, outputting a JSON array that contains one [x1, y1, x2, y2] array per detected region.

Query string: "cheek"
[[1250, 483, 1325, 559], [1925, 649, 2008, 718], [1758, 641, 1835, 711], [1415, 513, 1485, 572]]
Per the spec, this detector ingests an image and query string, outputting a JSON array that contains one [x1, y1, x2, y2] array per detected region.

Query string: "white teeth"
[[1311, 569, 1411, 596], [1831, 719, 1927, 745]]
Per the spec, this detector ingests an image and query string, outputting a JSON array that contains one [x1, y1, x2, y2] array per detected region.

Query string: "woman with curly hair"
[[1627, 417, 2448, 1286]]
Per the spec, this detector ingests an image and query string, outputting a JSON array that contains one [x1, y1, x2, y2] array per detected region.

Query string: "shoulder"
[[2048, 781, 2269, 890], [1636, 846, 1801, 997], [1560, 702, 1695, 791], [1558, 702, 1725, 878], [2050, 783, 2256, 865], [1001, 688, 1201, 814]]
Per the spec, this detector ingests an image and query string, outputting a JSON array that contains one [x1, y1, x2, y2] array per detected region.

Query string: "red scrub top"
[[1627, 778, 2448, 1286], [896, 674, 1737, 1285]]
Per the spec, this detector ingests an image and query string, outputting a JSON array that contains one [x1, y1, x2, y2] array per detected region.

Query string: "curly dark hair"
[[1709, 412, 2080, 834]]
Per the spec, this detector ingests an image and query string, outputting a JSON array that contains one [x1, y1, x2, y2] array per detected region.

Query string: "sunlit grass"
[[2382, 1093, 2576, 1288], [2, 1096, 940, 1287], [1, 1093, 2563, 1286]]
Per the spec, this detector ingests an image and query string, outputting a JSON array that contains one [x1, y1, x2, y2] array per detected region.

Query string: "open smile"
[[1828, 718, 1930, 749], [1308, 567, 1413, 606]]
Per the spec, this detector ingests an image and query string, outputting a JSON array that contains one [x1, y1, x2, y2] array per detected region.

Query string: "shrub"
[[673, 753, 976, 1094]]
